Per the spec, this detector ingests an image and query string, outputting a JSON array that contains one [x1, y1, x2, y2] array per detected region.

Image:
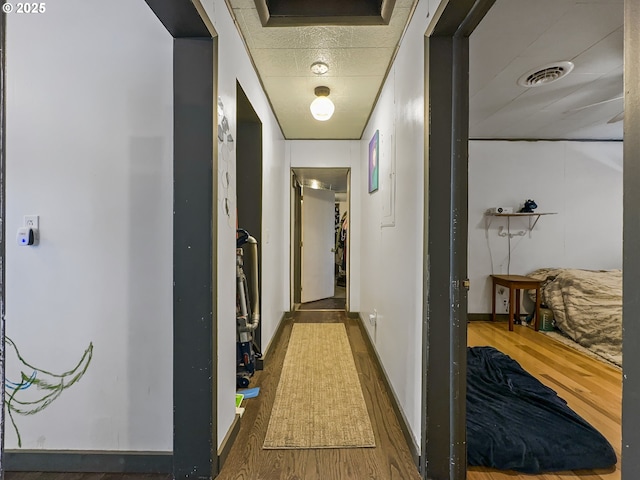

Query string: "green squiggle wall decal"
[[5, 337, 93, 447]]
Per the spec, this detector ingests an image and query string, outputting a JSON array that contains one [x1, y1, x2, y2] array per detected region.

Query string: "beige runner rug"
[[263, 323, 376, 449]]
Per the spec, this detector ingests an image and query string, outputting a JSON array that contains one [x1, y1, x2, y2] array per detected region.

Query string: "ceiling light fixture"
[[310, 61, 329, 75], [310, 86, 335, 121]]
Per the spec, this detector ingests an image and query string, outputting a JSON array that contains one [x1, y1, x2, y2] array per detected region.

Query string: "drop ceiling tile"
[[251, 49, 302, 77], [251, 47, 395, 78], [263, 75, 382, 138], [280, 105, 367, 138], [293, 48, 395, 77], [263, 76, 382, 104]]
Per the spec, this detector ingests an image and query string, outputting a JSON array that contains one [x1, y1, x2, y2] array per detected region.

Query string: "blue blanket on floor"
[[467, 346, 617, 473]]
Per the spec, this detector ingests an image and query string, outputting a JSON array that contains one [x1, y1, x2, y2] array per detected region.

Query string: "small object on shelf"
[[519, 199, 537, 213], [487, 206, 514, 214]]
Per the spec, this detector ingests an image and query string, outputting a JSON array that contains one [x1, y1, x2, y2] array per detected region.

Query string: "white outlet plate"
[[24, 215, 39, 229], [369, 309, 378, 326]]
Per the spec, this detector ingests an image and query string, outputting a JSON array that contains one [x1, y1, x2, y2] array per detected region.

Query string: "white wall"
[[6, 0, 173, 450], [468, 140, 623, 313], [200, 0, 287, 448], [356, 0, 445, 450], [288, 141, 361, 310]]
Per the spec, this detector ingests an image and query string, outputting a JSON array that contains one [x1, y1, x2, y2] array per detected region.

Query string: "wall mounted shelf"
[[485, 212, 557, 237]]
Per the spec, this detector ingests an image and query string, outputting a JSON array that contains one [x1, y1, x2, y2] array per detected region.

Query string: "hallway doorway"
[[291, 168, 350, 312], [236, 83, 263, 351]]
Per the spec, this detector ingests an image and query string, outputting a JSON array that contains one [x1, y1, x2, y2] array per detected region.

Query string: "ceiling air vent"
[[517, 61, 574, 87]]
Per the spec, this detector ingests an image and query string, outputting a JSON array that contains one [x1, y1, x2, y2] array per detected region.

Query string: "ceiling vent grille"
[[517, 61, 574, 87]]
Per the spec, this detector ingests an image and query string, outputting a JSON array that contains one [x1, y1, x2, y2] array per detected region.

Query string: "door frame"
[[143, 1, 219, 478], [421, 1, 496, 478], [622, 1, 640, 477], [290, 168, 351, 311], [422, 1, 639, 479]]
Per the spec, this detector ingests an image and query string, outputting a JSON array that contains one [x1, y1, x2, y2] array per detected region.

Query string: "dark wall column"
[[623, 0, 640, 478], [422, 34, 469, 480], [173, 37, 217, 480], [421, 2, 495, 478]]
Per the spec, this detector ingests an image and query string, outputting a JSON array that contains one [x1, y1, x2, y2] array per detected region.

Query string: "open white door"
[[301, 187, 335, 303]]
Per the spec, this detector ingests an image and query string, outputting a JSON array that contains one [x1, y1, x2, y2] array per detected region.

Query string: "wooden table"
[[491, 274, 543, 331]]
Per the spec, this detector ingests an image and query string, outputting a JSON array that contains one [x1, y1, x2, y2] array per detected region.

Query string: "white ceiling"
[[226, 0, 417, 139], [226, 0, 624, 142], [470, 0, 624, 140]]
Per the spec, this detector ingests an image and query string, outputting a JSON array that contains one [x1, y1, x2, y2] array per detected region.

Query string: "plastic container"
[[539, 307, 555, 331]]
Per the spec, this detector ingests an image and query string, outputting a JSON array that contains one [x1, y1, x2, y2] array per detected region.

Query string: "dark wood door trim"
[[143, 2, 218, 479], [421, 1, 495, 479], [623, 1, 640, 478]]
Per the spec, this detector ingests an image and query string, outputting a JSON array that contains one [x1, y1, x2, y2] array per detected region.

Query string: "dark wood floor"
[[5, 311, 417, 480], [217, 310, 421, 480], [5, 475, 171, 480], [297, 297, 346, 310]]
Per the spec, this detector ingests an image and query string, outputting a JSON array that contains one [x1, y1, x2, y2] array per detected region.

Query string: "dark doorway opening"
[[236, 82, 263, 351]]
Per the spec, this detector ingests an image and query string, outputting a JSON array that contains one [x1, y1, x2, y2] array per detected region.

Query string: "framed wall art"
[[368, 129, 379, 193]]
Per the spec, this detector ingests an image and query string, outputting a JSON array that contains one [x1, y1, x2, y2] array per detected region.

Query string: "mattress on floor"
[[467, 346, 616, 473]]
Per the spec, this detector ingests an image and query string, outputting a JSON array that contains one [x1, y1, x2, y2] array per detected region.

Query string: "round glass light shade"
[[310, 96, 335, 121]]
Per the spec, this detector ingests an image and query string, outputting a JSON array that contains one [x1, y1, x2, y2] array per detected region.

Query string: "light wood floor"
[[467, 321, 621, 480], [217, 310, 421, 480]]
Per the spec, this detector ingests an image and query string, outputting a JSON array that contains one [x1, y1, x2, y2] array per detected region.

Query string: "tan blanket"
[[528, 268, 622, 366]]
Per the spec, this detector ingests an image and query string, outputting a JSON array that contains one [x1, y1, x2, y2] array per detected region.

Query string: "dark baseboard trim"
[[3, 450, 172, 473], [261, 312, 291, 363], [347, 310, 360, 319], [217, 413, 241, 470], [356, 313, 420, 468]]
